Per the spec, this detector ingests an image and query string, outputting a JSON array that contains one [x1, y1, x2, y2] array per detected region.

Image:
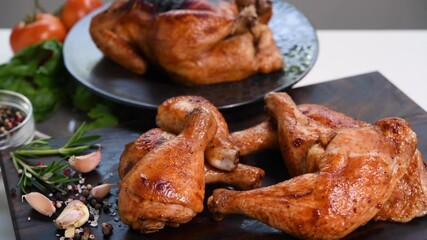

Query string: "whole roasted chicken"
[[89, 0, 284, 85]]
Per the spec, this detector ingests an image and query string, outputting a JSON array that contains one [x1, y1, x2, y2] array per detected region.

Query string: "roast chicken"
[[232, 93, 427, 223], [208, 92, 419, 239], [89, 0, 284, 85], [118, 92, 427, 237], [118, 128, 265, 190], [156, 95, 239, 171], [119, 107, 217, 233]]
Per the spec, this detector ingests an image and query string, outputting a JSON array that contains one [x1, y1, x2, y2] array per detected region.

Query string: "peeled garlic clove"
[[90, 183, 113, 199], [54, 200, 89, 238], [22, 192, 56, 217], [69, 145, 101, 173]]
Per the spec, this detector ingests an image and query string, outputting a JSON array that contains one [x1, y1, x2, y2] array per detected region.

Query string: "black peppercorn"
[[101, 222, 113, 237]]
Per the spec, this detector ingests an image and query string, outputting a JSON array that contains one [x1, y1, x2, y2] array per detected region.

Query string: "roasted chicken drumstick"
[[156, 96, 239, 171], [118, 128, 264, 190], [119, 108, 217, 233]]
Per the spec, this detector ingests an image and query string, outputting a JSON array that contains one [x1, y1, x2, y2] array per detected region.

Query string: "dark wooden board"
[[2, 71, 427, 240]]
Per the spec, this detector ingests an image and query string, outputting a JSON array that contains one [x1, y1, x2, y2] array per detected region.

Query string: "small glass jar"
[[0, 90, 35, 151]]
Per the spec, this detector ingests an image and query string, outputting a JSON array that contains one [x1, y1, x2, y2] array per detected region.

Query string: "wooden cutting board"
[[2, 71, 427, 240]]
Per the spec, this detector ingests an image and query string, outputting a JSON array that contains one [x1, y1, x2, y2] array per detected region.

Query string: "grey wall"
[[0, 0, 427, 29], [287, 0, 427, 29]]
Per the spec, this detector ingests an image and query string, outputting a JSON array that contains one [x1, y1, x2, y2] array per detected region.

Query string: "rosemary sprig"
[[11, 123, 100, 194]]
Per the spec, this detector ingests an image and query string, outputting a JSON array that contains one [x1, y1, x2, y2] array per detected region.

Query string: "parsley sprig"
[[0, 39, 119, 130], [11, 123, 100, 194]]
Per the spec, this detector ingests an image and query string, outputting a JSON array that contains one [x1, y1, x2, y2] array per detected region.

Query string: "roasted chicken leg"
[[119, 107, 217, 233], [118, 128, 264, 190], [208, 117, 418, 239], [233, 92, 427, 223], [156, 96, 239, 171], [118, 128, 175, 179], [89, 0, 284, 85], [230, 103, 367, 156]]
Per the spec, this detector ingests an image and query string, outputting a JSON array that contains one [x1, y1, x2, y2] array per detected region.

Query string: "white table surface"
[[1, 28, 427, 239]]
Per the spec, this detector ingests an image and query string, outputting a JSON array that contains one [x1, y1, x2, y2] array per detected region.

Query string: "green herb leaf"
[[0, 39, 64, 121]]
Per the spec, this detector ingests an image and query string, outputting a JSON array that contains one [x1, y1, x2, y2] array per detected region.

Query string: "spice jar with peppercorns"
[[0, 90, 35, 150]]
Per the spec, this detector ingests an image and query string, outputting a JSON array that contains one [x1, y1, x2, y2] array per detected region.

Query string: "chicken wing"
[[156, 96, 239, 171], [118, 107, 217, 233], [208, 117, 418, 240]]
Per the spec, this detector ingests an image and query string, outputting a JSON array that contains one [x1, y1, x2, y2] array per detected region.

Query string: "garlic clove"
[[22, 192, 56, 217], [68, 145, 101, 173], [54, 200, 89, 238], [90, 183, 114, 199]]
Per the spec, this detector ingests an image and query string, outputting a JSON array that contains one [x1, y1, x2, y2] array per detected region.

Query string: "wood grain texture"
[[1, 72, 427, 240]]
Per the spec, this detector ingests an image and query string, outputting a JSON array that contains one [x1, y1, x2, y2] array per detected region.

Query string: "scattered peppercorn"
[[80, 228, 92, 240], [79, 196, 87, 204], [91, 198, 98, 207], [101, 222, 113, 237], [82, 189, 90, 198], [95, 203, 102, 210], [63, 168, 71, 176]]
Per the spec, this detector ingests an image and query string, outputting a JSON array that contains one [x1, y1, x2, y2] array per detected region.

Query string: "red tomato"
[[10, 13, 67, 53], [61, 0, 103, 30]]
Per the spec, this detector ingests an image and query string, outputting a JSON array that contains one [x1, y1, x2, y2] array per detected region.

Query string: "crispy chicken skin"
[[156, 96, 239, 171], [119, 128, 264, 190], [118, 128, 175, 179], [118, 108, 217, 233], [89, 0, 283, 85], [375, 150, 427, 222], [298, 104, 369, 129], [208, 116, 418, 240]]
